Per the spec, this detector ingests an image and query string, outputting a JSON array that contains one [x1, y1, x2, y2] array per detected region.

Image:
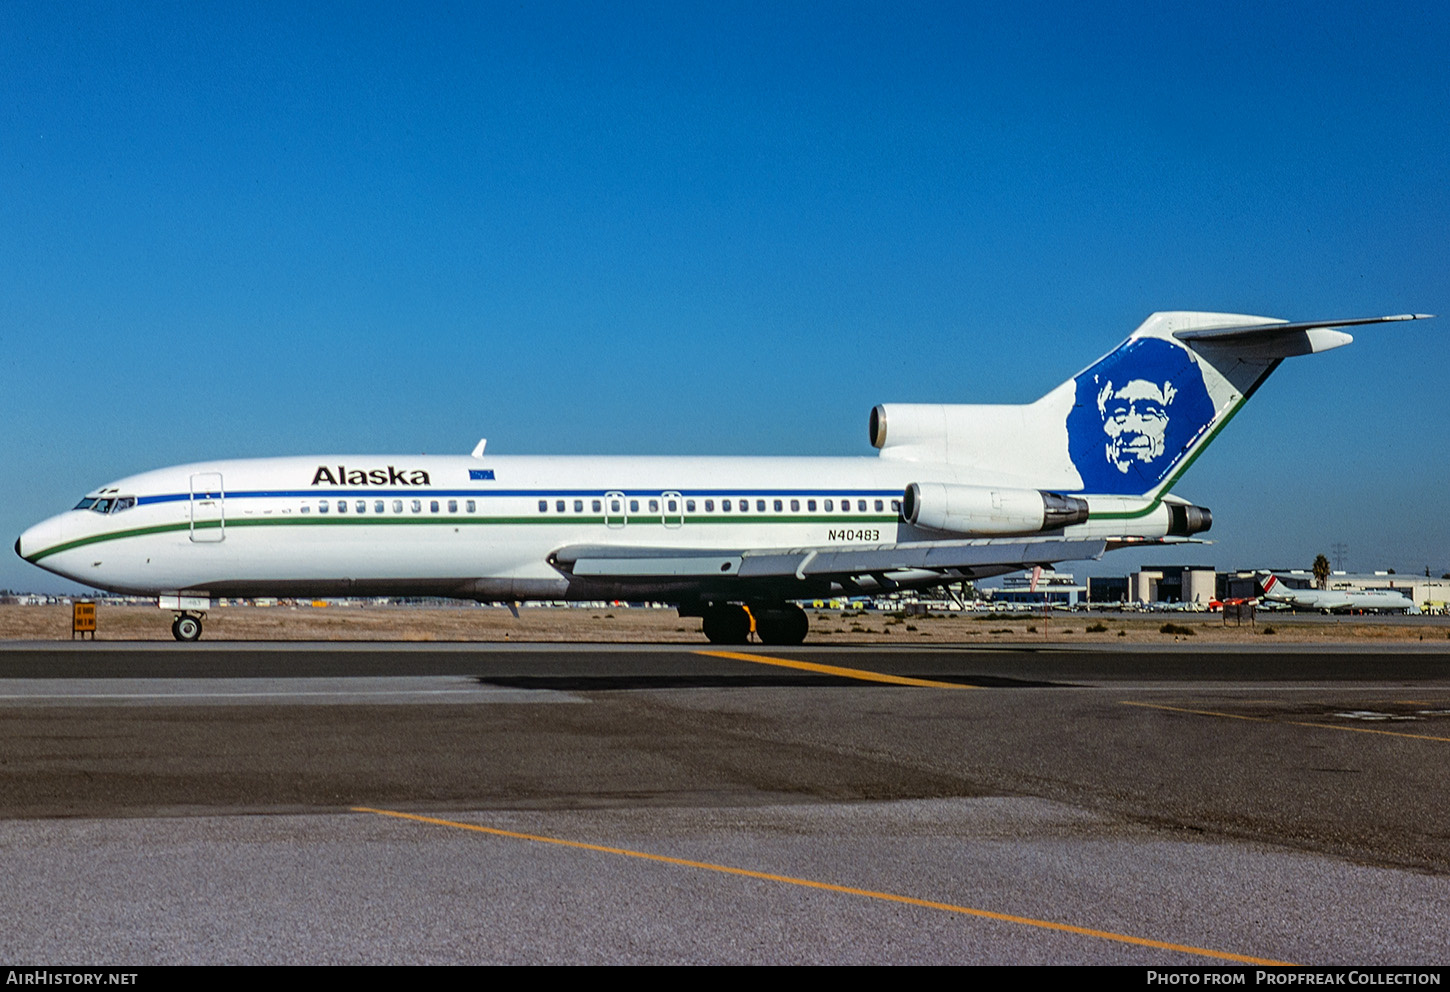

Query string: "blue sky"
[[3, 1, 1447, 593]]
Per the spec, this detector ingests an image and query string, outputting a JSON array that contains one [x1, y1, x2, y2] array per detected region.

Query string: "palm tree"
[[1312, 554, 1331, 590]]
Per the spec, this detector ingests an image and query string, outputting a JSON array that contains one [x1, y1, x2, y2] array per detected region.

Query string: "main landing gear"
[[171, 613, 204, 642], [700, 603, 809, 646]]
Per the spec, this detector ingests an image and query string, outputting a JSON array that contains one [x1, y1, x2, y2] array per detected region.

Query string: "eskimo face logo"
[[1066, 337, 1215, 495], [1097, 377, 1175, 472]]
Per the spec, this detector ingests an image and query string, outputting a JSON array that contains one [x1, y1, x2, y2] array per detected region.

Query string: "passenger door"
[[662, 491, 683, 528], [190, 472, 225, 542], [604, 490, 626, 529]]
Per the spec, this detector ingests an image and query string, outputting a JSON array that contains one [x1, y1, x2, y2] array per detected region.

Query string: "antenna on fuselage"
[[471, 439, 487, 459]]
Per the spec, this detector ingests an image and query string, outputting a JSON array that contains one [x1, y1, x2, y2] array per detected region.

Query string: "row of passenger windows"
[[74, 494, 898, 519], [539, 497, 898, 514], [301, 499, 476, 515], [293, 496, 900, 516]]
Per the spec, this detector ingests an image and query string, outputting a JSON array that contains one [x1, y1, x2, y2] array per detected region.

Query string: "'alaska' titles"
[[311, 465, 431, 486]]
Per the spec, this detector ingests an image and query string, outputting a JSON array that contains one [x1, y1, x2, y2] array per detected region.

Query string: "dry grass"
[[5, 604, 1448, 645]]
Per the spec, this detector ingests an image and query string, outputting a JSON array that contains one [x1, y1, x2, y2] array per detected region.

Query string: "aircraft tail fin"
[[872, 311, 1430, 500]]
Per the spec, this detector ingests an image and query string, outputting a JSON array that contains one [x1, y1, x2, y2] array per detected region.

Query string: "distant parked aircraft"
[[1259, 574, 1415, 614]]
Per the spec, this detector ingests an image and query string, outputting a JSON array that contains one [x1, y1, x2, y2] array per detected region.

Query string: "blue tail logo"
[[1065, 337, 1215, 495]]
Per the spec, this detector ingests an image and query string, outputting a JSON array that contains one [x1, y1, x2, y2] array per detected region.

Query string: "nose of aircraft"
[[16, 513, 71, 564]]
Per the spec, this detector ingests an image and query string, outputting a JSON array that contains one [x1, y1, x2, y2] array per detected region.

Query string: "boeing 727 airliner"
[[16, 310, 1431, 643]]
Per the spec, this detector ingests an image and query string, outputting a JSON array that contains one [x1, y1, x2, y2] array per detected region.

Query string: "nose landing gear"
[[171, 613, 204, 641]]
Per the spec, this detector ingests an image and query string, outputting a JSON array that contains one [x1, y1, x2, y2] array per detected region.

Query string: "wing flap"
[[552, 538, 1107, 583], [560, 548, 745, 578]]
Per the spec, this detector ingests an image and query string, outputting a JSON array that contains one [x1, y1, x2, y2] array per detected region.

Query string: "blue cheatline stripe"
[[136, 487, 905, 505]]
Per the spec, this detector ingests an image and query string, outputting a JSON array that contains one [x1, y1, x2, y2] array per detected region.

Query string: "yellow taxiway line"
[[1122, 701, 1450, 743], [354, 806, 1292, 965], [695, 649, 975, 689]]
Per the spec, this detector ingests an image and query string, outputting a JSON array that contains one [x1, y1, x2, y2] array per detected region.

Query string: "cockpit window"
[[78, 495, 136, 513]]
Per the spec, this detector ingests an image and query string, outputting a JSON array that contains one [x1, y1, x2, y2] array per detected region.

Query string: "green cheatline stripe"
[[24, 514, 900, 562], [26, 522, 191, 561]]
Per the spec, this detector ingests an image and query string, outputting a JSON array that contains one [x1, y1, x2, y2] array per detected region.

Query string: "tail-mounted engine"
[[902, 482, 1090, 536], [1166, 503, 1212, 536]]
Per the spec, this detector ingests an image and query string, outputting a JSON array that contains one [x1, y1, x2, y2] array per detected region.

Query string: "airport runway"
[[1, 641, 1447, 965]]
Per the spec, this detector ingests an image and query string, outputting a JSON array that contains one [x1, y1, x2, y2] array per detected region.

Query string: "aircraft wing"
[[550, 537, 1109, 586]]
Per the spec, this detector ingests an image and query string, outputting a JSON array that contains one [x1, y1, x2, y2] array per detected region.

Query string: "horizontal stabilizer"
[[1172, 313, 1431, 342]]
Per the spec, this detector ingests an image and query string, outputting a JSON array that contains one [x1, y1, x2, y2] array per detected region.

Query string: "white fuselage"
[[17, 453, 1170, 602]]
